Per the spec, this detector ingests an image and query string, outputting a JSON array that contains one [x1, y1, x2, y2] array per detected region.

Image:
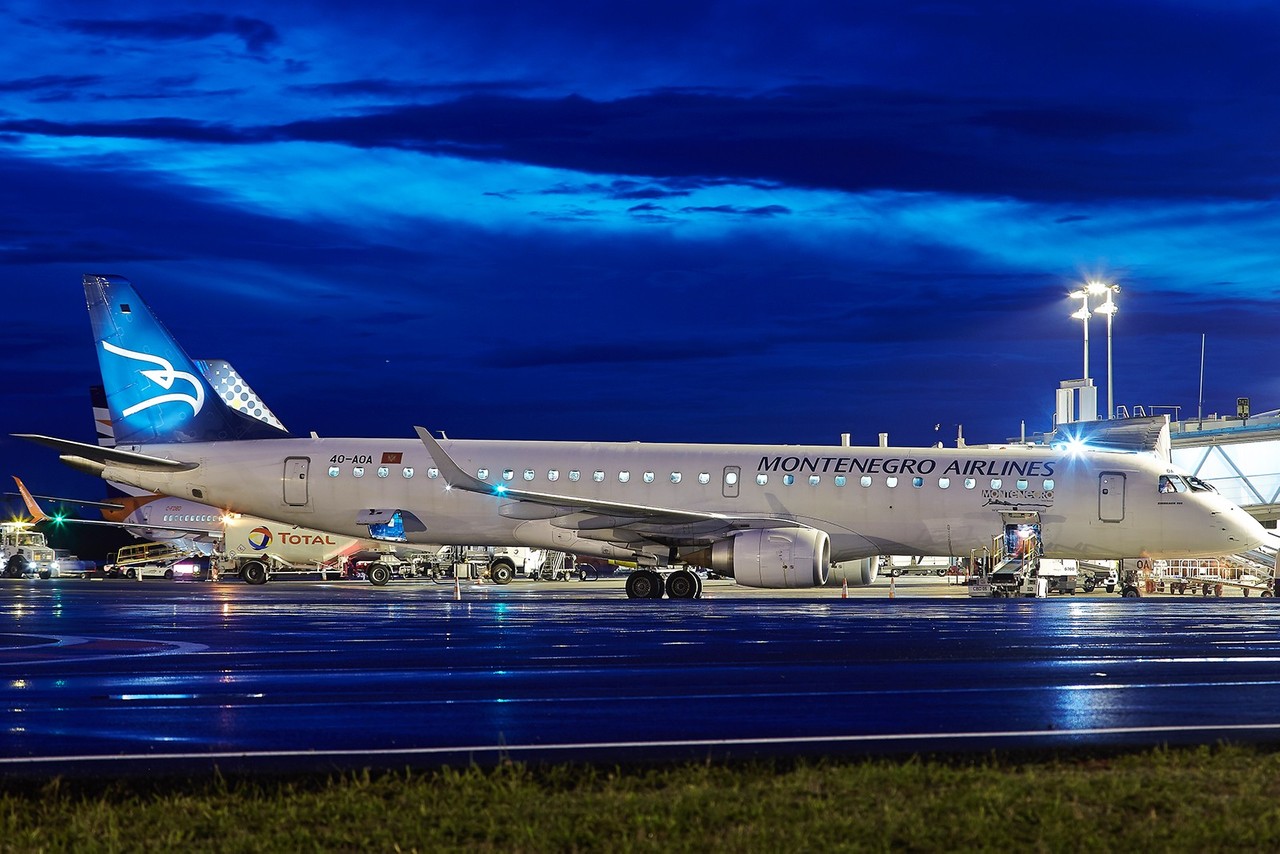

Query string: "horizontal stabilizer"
[[11, 434, 198, 471]]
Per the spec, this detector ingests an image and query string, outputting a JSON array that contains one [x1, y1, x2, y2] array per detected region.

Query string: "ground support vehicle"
[[105, 542, 203, 580], [880, 556, 954, 578], [50, 549, 96, 578], [1, 522, 57, 578], [1078, 562, 1119, 593], [1149, 558, 1274, 597]]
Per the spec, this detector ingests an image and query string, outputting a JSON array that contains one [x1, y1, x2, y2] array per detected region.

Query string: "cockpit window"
[[1158, 475, 1183, 494], [1185, 475, 1216, 493]]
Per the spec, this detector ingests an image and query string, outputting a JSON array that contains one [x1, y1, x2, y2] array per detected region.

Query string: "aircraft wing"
[[415, 426, 804, 542]]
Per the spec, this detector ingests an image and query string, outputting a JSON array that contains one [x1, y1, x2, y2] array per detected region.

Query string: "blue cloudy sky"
[[3, 0, 1280, 502]]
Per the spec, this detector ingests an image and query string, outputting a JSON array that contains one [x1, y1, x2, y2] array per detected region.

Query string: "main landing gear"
[[625, 568, 703, 600]]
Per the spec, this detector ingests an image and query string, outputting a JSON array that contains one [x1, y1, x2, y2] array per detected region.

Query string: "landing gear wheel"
[[665, 569, 698, 599], [241, 560, 268, 585], [1121, 586, 1140, 598], [367, 563, 391, 586], [163, 568, 175, 580], [490, 562, 514, 585], [625, 570, 663, 599]]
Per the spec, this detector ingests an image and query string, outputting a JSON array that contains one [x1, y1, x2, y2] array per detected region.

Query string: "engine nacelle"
[[707, 528, 830, 588], [827, 557, 879, 587]]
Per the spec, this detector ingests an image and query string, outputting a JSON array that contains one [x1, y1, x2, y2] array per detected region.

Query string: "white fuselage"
[[96, 436, 1268, 563]]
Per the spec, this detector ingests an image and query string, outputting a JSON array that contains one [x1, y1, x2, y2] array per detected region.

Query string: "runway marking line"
[[0, 634, 207, 666], [5, 722, 1280, 766]]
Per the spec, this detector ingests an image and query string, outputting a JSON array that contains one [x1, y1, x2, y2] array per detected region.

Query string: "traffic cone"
[[841, 577, 848, 599], [890, 573, 896, 599], [454, 569, 462, 601]]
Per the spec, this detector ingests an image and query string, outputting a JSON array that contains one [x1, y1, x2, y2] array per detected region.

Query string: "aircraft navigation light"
[[493, 484, 508, 495]]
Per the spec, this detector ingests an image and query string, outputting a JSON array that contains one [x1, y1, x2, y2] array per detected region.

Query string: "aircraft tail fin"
[[12, 476, 48, 523], [84, 274, 291, 444]]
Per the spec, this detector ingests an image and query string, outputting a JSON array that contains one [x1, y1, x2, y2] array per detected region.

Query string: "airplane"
[[13, 273, 1271, 600]]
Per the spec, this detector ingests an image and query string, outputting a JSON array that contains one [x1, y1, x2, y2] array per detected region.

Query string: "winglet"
[[12, 476, 48, 523], [413, 426, 492, 494]]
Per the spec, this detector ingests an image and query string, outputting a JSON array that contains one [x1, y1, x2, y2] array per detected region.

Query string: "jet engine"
[[692, 528, 830, 588], [827, 557, 879, 587]]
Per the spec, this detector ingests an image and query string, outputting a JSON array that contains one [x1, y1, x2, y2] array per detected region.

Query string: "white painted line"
[[5, 722, 1280, 766]]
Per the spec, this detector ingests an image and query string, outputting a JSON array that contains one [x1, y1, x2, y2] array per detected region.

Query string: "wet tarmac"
[[3, 576, 1280, 775]]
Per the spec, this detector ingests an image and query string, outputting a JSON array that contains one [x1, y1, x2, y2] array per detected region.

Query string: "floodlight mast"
[[1070, 281, 1120, 419], [1087, 281, 1119, 419], [1069, 290, 1091, 381]]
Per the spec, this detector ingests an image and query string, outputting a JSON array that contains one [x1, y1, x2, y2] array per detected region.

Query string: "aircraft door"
[[1098, 472, 1125, 522], [722, 466, 741, 498], [283, 457, 310, 506]]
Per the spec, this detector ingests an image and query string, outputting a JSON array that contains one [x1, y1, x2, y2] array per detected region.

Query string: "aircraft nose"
[[1223, 507, 1269, 552]]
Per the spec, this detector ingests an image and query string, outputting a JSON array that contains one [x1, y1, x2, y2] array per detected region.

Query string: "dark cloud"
[[287, 78, 544, 98], [62, 14, 280, 55], [679, 204, 789, 217], [0, 74, 103, 93], [15, 83, 1276, 203]]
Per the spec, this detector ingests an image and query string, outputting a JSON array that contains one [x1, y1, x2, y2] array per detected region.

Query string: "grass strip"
[[1, 743, 1278, 852]]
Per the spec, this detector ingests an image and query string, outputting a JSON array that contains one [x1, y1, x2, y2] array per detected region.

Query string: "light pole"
[[1088, 282, 1119, 418], [1069, 289, 1091, 381]]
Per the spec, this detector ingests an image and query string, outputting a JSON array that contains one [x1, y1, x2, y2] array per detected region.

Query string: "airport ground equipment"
[[881, 556, 954, 577], [0, 522, 57, 578], [1146, 556, 1275, 597], [105, 541, 196, 579]]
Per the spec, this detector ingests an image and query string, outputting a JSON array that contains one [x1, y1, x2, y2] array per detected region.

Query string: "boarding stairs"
[[984, 535, 1042, 597]]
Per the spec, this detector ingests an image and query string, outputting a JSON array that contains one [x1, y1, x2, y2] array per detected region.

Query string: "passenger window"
[[912, 477, 923, 488], [427, 467, 439, 479], [569, 470, 580, 482], [990, 478, 1002, 489], [670, 472, 681, 483], [809, 475, 820, 486], [377, 467, 389, 478], [502, 469, 514, 481], [477, 468, 489, 480], [1017, 479, 1028, 490], [593, 470, 605, 482], [964, 478, 975, 489], [643, 472, 654, 483], [886, 477, 898, 488], [939, 478, 950, 489], [835, 476, 846, 487], [328, 466, 340, 477], [756, 474, 768, 485], [353, 467, 365, 478], [724, 471, 738, 486], [402, 467, 414, 479], [699, 473, 710, 484], [524, 469, 535, 481], [783, 474, 795, 486], [548, 470, 559, 481], [860, 476, 872, 487], [1043, 478, 1054, 491], [619, 471, 631, 483]]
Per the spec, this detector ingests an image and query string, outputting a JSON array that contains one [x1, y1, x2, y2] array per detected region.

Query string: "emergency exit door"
[[1098, 472, 1125, 522], [283, 457, 310, 506]]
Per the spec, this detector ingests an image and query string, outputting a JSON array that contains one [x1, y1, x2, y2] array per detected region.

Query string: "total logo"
[[247, 526, 273, 550]]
